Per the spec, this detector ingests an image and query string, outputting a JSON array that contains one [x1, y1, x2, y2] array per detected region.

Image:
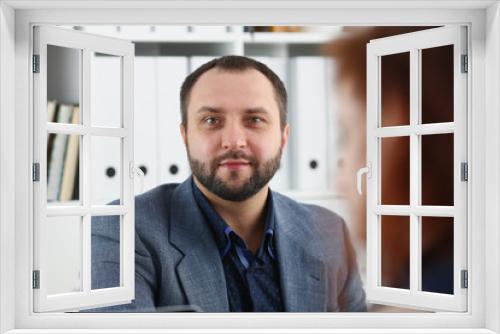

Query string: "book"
[[47, 103, 73, 202], [46, 101, 58, 165], [59, 105, 80, 201], [47, 100, 57, 122]]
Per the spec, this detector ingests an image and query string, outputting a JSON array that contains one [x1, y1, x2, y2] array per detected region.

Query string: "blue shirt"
[[191, 180, 283, 312]]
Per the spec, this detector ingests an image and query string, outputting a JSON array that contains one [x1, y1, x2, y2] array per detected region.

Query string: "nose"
[[221, 121, 247, 150]]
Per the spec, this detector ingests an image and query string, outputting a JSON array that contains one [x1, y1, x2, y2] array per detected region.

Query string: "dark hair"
[[180, 55, 287, 129]]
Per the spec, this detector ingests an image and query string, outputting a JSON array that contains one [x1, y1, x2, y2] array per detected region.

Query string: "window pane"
[[421, 134, 454, 206], [381, 52, 410, 127], [47, 215, 82, 294], [421, 45, 454, 124], [47, 133, 81, 204], [421, 216, 454, 294], [47, 45, 81, 124], [91, 136, 122, 205], [381, 136, 410, 205], [92, 53, 122, 128], [381, 215, 410, 289], [91, 215, 121, 289]]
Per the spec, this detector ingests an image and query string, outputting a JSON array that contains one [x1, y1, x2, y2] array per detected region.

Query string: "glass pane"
[[92, 53, 122, 128], [381, 52, 410, 127], [91, 136, 122, 205], [91, 215, 121, 289], [421, 45, 454, 124], [46, 215, 82, 294], [381, 136, 410, 205], [47, 45, 81, 124], [47, 133, 81, 204], [421, 216, 454, 294], [381, 215, 410, 289], [421, 134, 454, 206]]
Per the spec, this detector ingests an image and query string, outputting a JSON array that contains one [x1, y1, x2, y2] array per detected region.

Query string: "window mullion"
[[409, 48, 420, 294], [375, 123, 454, 137], [121, 49, 134, 292], [82, 48, 92, 294]]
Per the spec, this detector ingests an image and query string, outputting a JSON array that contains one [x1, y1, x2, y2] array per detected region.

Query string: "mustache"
[[212, 151, 258, 166]]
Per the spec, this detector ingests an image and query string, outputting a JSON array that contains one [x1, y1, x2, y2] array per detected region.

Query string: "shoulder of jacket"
[[272, 191, 346, 228]]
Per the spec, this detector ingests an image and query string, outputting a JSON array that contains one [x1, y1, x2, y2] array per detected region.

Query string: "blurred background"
[[44, 25, 455, 312]]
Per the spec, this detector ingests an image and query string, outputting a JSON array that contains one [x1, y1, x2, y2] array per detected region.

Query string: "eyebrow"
[[196, 106, 222, 114], [245, 107, 270, 115], [196, 106, 271, 115]]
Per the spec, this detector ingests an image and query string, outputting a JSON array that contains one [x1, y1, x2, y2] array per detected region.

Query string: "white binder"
[[157, 57, 191, 184], [289, 57, 328, 190], [134, 57, 160, 192]]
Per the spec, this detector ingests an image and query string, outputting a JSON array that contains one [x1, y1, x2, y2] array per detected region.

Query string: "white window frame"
[[0, 1, 498, 333], [32, 25, 135, 312], [365, 26, 468, 312]]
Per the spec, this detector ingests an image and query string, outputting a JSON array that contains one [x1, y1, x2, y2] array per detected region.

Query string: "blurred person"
[[89, 55, 366, 312], [325, 27, 455, 304]]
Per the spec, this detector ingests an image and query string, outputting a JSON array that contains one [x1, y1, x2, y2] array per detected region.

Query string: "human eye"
[[202, 116, 221, 127], [247, 116, 265, 126]]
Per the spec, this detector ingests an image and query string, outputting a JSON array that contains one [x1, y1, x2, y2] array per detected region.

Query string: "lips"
[[219, 159, 251, 170]]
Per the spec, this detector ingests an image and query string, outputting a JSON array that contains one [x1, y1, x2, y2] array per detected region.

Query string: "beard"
[[188, 148, 282, 202]]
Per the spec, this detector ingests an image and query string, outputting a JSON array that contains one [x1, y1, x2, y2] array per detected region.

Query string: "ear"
[[281, 123, 290, 150], [180, 124, 187, 146]]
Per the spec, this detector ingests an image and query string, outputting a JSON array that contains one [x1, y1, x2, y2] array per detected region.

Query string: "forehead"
[[188, 68, 280, 114]]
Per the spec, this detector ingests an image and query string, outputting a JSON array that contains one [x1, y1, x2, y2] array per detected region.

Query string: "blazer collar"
[[168, 177, 229, 312], [273, 193, 328, 312]]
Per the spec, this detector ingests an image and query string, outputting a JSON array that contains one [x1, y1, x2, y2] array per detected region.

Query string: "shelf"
[[243, 31, 340, 44], [58, 25, 342, 44]]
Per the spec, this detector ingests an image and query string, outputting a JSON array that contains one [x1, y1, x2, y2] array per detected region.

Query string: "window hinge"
[[461, 54, 468, 73], [461, 270, 468, 289], [32, 163, 40, 182], [461, 162, 468, 182], [32, 55, 40, 73], [32, 270, 40, 289]]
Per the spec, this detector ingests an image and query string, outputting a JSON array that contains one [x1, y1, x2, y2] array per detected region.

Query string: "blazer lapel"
[[168, 178, 229, 312], [273, 195, 328, 312]]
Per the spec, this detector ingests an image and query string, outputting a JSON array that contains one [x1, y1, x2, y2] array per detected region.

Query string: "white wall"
[[0, 2, 16, 333], [485, 3, 500, 332]]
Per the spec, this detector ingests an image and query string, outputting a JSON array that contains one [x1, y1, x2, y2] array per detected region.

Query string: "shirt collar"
[[191, 178, 276, 259]]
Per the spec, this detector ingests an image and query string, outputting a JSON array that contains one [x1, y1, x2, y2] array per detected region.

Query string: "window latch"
[[356, 162, 371, 195], [130, 162, 145, 194]]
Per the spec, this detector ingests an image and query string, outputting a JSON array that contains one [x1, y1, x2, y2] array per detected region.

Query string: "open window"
[[363, 26, 467, 311], [0, 1, 491, 328], [32, 25, 135, 312]]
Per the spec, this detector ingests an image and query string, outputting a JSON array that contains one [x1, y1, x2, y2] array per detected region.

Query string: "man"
[[91, 55, 366, 312]]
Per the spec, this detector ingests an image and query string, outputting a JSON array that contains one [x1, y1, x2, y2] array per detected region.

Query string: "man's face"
[[181, 68, 289, 202]]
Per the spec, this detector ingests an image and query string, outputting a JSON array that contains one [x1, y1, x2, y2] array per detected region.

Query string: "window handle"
[[356, 162, 371, 195], [135, 166, 145, 194]]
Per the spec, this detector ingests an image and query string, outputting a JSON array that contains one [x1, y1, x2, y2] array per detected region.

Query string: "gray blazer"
[[90, 177, 366, 312]]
